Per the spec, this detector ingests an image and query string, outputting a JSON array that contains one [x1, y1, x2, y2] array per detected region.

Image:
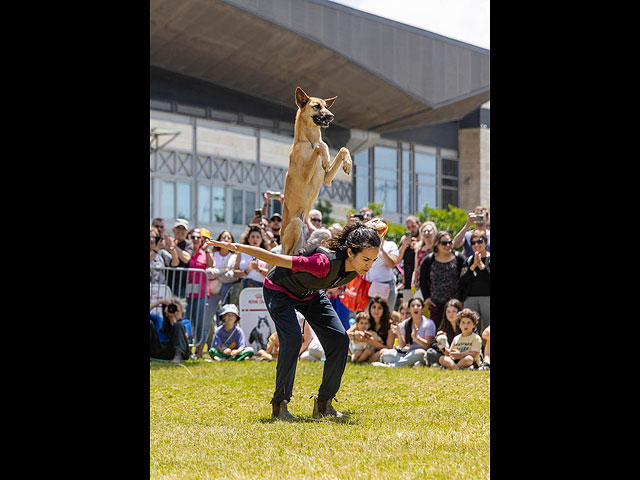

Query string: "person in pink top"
[[208, 220, 385, 421], [187, 228, 213, 359]]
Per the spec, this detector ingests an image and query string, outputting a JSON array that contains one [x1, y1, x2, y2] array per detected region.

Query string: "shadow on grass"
[[257, 413, 358, 425]]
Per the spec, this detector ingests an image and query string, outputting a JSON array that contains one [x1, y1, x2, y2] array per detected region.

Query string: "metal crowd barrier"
[[150, 266, 209, 348]]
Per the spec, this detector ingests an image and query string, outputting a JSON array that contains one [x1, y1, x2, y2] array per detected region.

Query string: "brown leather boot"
[[270, 399, 295, 420], [311, 395, 348, 418]]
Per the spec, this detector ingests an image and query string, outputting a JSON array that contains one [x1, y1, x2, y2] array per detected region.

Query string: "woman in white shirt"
[[233, 225, 270, 288]]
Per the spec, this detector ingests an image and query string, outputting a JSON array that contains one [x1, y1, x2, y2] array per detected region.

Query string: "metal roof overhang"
[[150, 0, 490, 132]]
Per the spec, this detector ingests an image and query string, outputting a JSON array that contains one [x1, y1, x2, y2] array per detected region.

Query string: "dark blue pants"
[[263, 287, 349, 403]]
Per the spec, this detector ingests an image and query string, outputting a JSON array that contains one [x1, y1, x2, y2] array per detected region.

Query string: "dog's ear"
[[295, 87, 310, 108], [323, 96, 337, 109]]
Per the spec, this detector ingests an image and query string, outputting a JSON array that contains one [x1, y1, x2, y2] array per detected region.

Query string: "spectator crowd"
[[150, 191, 490, 370]]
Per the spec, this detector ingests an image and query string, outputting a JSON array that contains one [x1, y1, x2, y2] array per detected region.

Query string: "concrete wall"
[[458, 127, 490, 212]]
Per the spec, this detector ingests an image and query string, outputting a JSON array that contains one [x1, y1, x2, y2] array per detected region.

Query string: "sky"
[[328, 0, 490, 50]]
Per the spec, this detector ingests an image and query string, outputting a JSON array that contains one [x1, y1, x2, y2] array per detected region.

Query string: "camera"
[[254, 208, 262, 216], [163, 303, 178, 314], [475, 214, 484, 223], [352, 213, 364, 220], [268, 191, 281, 199]]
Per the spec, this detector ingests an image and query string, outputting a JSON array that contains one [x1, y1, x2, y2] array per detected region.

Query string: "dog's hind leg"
[[280, 216, 304, 256]]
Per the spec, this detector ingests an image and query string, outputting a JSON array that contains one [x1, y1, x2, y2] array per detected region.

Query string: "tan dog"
[[280, 87, 352, 255]]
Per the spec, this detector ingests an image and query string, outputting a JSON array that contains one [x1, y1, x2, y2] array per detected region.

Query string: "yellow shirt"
[[451, 333, 483, 366]]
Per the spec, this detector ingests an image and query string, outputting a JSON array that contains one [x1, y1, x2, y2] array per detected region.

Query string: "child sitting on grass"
[[256, 331, 279, 361], [209, 304, 254, 361], [439, 308, 483, 370], [347, 312, 381, 364]]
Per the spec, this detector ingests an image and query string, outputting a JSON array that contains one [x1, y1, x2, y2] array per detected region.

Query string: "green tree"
[[416, 203, 468, 237], [314, 199, 335, 226]]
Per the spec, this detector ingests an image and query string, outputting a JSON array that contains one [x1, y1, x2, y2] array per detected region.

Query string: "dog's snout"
[[323, 112, 334, 121]]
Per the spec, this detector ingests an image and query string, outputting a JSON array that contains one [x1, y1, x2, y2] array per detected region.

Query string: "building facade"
[[150, 0, 490, 238]]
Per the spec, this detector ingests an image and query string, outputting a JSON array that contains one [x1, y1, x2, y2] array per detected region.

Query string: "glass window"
[[232, 189, 244, 225], [442, 159, 458, 177], [374, 146, 398, 213], [198, 185, 211, 223], [212, 187, 225, 223], [176, 182, 191, 220], [374, 179, 398, 212], [442, 189, 458, 208], [416, 184, 437, 211], [354, 150, 369, 208], [414, 152, 437, 209], [160, 181, 175, 219], [415, 152, 436, 175], [402, 150, 410, 214], [374, 146, 397, 170], [244, 191, 256, 225]]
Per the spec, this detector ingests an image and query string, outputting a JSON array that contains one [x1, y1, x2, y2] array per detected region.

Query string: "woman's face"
[[219, 231, 233, 246], [150, 233, 156, 251], [349, 247, 379, 275], [248, 231, 262, 246], [471, 236, 487, 254], [437, 234, 453, 254], [191, 232, 204, 250], [409, 300, 423, 317], [421, 225, 435, 242], [369, 301, 384, 320], [445, 306, 459, 323]]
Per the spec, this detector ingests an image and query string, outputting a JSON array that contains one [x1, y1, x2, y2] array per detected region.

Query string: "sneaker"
[[370, 362, 392, 367], [478, 362, 490, 371]]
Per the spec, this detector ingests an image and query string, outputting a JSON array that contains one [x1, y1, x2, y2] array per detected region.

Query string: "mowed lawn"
[[150, 360, 490, 480]]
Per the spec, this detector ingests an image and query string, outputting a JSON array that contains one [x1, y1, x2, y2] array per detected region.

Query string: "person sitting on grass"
[[209, 304, 254, 361], [425, 298, 463, 367], [257, 331, 279, 361], [378, 297, 435, 367], [347, 312, 381, 364], [439, 308, 483, 370], [479, 325, 490, 370]]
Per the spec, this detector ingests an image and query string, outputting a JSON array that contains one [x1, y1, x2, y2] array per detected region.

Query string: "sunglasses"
[[191, 236, 202, 240], [471, 239, 485, 245], [310, 218, 322, 223], [440, 240, 453, 246]]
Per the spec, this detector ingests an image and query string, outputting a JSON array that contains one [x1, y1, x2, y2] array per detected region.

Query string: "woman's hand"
[[248, 258, 259, 271], [207, 239, 236, 252]]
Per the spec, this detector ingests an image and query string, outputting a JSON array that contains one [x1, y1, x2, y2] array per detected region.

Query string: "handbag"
[[368, 281, 390, 299], [339, 275, 371, 312], [209, 277, 222, 295]]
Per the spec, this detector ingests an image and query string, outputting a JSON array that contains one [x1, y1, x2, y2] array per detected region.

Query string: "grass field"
[[150, 360, 490, 479]]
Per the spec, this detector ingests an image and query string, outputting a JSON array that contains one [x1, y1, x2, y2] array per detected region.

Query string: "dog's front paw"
[[340, 148, 352, 174], [318, 145, 330, 170]]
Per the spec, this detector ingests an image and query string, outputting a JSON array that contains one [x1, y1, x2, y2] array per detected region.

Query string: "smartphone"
[[254, 208, 262, 216], [268, 191, 282, 199], [155, 236, 162, 245], [353, 213, 364, 220]]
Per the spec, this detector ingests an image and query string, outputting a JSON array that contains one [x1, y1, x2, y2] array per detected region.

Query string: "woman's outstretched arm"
[[207, 240, 293, 269]]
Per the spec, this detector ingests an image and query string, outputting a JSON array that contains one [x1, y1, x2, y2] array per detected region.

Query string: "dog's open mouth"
[[312, 115, 333, 128]]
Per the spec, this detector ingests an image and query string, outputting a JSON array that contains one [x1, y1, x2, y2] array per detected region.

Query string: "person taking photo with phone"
[[452, 205, 490, 258]]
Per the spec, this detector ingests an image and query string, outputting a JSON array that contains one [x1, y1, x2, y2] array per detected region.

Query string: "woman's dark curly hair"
[[240, 225, 267, 250], [322, 221, 381, 254]]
